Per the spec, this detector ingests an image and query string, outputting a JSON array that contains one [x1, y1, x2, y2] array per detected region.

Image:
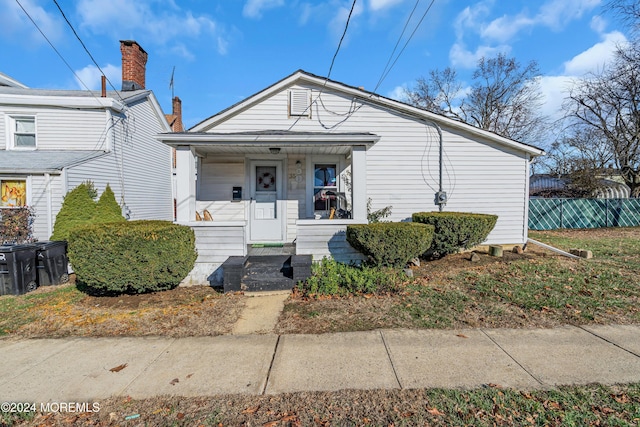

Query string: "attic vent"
[[289, 89, 311, 117]]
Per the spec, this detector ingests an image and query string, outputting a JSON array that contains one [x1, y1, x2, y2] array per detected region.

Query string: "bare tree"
[[605, 0, 640, 32], [405, 53, 548, 145], [565, 43, 640, 195]]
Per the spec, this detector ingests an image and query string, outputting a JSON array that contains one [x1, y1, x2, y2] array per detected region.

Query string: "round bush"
[[346, 222, 434, 267], [412, 211, 498, 258], [68, 220, 197, 294]]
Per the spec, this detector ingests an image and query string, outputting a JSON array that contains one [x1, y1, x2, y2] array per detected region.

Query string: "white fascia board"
[[0, 94, 125, 112], [143, 92, 172, 132], [157, 133, 379, 147]]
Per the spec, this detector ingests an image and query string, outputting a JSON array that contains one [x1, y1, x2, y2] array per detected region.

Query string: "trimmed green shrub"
[[346, 222, 434, 267], [51, 182, 124, 241], [94, 185, 125, 224], [51, 182, 97, 241], [298, 257, 405, 296], [68, 220, 197, 295], [412, 211, 498, 258]]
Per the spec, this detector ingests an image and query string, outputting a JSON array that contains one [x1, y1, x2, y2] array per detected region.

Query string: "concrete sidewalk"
[[1, 324, 640, 402]]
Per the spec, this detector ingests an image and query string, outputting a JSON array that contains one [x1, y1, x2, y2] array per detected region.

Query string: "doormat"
[[252, 243, 284, 248]]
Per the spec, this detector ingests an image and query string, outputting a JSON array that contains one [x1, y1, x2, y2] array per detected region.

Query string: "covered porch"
[[160, 131, 378, 284]]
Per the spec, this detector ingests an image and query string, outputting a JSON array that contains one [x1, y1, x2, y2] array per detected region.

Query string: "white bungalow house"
[[158, 70, 544, 285], [0, 41, 173, 241]]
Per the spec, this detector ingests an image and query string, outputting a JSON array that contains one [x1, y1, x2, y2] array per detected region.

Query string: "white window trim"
[[8, 115, 37, 150], [306, 154, 344, 218]]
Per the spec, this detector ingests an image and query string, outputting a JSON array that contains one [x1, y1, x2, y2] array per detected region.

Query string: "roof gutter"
[[0, 94, 126, 112]]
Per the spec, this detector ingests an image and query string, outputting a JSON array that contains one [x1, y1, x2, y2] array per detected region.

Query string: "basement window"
[[289, 89, 311, 117]]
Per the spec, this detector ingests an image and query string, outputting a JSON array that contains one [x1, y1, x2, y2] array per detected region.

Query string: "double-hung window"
[[11, 116, 36, 149]]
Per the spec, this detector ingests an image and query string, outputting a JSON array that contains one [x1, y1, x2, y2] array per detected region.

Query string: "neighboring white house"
[[158, 70, 544, 284], [0, 41, 173, 241]]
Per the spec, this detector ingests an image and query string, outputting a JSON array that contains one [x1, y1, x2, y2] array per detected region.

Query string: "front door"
[[250, 161, 284, 242]]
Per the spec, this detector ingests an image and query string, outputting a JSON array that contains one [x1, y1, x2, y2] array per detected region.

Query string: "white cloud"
[[562, 30, 626, 75], [387, 84, 407, 101], [243, 0, 285, 19], [480, 13, 535, 43], [590, 15, 607, 33], [329, 1, 364, 41], [0, 0, 64, 45], [369, 0, 405, 12], [74, 63, 120, 91], [454, 0, 602, 55], [538, 75, 573, 121], [449, 42, 510, 68], [539, 29, 627, 123], [454, 1, 493, 40], [76, 0, 227, 57], [536, 0, 601, 30]]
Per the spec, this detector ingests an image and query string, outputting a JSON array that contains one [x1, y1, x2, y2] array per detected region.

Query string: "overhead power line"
[[14, 0, 93, 92], [374, 0, 437, 92], [52, 0, 125, 103]]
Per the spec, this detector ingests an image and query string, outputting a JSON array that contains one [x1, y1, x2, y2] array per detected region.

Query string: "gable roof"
[[0, 72, 28, 89], [0, 86, 171, 133], [191, 70, 544, 157]]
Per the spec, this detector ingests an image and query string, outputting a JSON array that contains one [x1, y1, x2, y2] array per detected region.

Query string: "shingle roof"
[[0, 150, 107, 174]]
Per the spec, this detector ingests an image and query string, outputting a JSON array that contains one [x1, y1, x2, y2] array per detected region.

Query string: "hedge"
[[68, 220, 197, 295], [346, 222, 434, 267], [411, 211, 498, 258]]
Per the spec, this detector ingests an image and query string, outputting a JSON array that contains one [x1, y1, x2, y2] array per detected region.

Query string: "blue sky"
[[0, 0, 629, 138]]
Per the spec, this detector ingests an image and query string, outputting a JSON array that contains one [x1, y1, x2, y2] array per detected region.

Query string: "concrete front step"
[[222, 254, 312, 293]]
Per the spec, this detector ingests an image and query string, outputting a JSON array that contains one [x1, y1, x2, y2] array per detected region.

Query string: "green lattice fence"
[[529, 198, 640, 230]]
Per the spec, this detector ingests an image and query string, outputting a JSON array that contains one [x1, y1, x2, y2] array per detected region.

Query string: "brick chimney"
[[171, 97, 183, 131], [120, 40, 147, 91], [165, 97, 183, 132]]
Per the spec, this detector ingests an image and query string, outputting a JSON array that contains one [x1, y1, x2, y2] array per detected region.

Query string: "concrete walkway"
[[231, 291, 290, 335], [2, 324, 640, 402]]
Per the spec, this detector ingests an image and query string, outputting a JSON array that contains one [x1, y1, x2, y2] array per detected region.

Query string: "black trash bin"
[[36, 241, 69, 286], [0, 244, 38, 296]]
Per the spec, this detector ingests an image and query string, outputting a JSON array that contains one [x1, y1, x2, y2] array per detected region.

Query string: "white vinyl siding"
[[2, 107, 109, 150], [66, 98, 173, 221], [198, 157, 245, 201], [184, 223, 247, 284], [29, 174, 63, 240], [0, 113, 5, 149], [296, 221, 366, 263], [209, 83, 531, 245]]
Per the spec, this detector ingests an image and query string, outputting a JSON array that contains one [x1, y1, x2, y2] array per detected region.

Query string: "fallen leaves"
[[109, 363, 127, 373], [426, 407, 445, 416]]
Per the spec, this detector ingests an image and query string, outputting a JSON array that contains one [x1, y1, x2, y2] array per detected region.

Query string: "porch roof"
[[158, 130, 380, 155]]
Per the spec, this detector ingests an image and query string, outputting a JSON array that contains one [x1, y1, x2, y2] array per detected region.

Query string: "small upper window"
[[11, 117, 36, 149]]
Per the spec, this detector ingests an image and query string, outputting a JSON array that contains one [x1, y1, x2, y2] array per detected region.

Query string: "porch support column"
[[351, 145, 367, 221], [175, 145, 196, 222]]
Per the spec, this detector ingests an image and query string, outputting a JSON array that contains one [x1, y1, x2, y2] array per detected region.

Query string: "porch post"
[[175, 145, 196, 222], [351, 145, 367, 221]]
